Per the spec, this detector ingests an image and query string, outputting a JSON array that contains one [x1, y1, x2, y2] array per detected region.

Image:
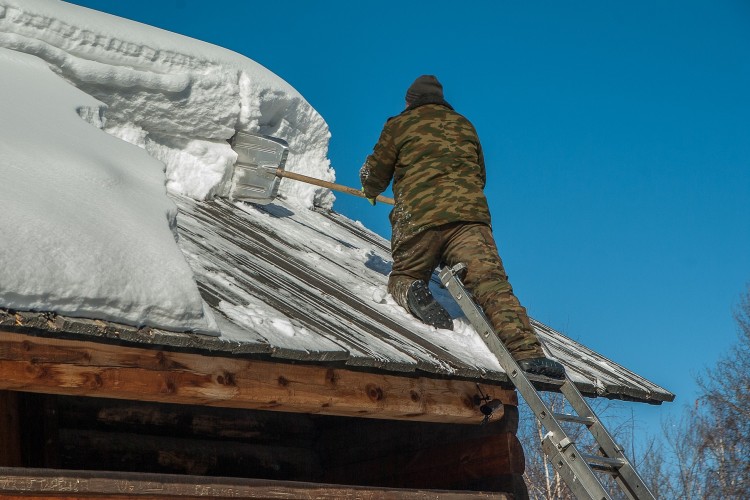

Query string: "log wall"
[[0, 391, 527, 497]]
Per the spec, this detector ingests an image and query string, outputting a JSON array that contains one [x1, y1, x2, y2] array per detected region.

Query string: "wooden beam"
[[0, 332, 516, 424], [0, 467, 513, 499]]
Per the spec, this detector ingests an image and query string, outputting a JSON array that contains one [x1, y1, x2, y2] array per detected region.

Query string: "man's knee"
[[390, 230, 442, 309], [472, 278, 513, 300], [445, 228, 507, 287]]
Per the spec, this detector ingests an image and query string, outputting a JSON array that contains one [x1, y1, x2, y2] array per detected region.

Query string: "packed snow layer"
[[0, 47, 214, 332], [0, 0, 332, 331], [0, 0, 333, 208]]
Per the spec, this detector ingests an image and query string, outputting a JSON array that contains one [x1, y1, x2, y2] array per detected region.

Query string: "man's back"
[[364, 103, 492, 244], [359, 75, 565, 379]]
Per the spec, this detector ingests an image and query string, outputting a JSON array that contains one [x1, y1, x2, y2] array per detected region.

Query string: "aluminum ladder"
[[438, 264, 655, 500]]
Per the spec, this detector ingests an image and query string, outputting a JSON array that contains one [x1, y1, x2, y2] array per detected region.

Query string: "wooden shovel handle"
[[276, 169, 395, 205]]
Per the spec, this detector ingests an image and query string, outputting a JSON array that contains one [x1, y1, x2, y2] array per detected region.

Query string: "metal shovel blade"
[[225, 132, 289, 204], [224, 132, 395, 206]]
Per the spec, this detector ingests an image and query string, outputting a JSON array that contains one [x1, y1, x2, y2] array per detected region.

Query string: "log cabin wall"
[[316, 405, 527, 494], [0, 391, 527, 497]]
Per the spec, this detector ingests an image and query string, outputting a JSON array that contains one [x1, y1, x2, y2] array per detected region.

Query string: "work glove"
[[361, 187, 376, 206]]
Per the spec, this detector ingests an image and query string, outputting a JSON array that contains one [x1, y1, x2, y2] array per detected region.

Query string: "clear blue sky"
[[68, 0, 750, 434]]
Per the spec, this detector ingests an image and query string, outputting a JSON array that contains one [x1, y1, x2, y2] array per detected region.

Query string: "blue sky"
[[68, 0, 749, 434]]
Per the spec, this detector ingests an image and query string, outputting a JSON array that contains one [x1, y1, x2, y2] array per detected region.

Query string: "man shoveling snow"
[[360, 75, 565, 380]]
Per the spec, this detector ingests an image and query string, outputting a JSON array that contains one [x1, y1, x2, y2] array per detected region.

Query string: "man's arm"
[[477, 140, 487, 189], [360, 122, 397, 198]]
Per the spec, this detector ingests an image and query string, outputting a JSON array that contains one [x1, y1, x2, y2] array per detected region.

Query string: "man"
[[360, 75, 564, 379]]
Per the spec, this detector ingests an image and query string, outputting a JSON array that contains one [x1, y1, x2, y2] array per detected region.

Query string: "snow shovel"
[[221, 132, 395, 206]]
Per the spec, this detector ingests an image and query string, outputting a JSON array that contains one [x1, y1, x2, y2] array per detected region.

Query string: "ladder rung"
[[582, 453, 626, 472], [553, 412, 596, 426], [526, 373, 565, 390]]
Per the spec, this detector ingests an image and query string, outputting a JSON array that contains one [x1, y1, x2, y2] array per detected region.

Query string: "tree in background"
[[518, 393, 572, 499], [518, 394, 647, 499], [692, 284, 750, 498], [655, 284, 750, 498], [657, 409, 708, 498], [520, 284, 750, 499]]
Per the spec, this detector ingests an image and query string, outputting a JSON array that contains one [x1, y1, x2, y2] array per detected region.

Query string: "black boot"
[[406, 280, 453, 330], [517, 357, 565, 380]]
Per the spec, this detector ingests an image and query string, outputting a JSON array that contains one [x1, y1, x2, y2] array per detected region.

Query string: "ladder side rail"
[[560, 380, 655, 500], [560, 380, 622, 457], [439, 267, 569, 435], [439, 266, 613, 500], [543, 436, 613, 500]]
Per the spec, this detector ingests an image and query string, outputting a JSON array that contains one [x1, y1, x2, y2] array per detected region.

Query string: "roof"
[[0, 195, 674, 405]]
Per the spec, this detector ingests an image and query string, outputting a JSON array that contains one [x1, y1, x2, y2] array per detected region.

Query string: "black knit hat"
[[405, 75, 443, 104]]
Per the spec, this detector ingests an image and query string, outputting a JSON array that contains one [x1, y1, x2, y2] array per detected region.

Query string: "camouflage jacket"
[[360, 101, 492, 245]]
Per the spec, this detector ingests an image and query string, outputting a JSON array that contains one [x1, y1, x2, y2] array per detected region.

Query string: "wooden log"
[[0, 392, 21, 467], [314, 407, 525, 491], [56, 395, 317, 444], [0, 331, 516, 424], [316, 405, 519, 468], [56, 429, 321, 480], [468, 474, 529, 498], [323, 431, 525, 490], [0, 466, 513, 499], [50, 395, 521, 490]]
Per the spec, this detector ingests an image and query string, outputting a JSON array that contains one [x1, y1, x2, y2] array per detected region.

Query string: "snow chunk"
[[220, 297, 321, 352]]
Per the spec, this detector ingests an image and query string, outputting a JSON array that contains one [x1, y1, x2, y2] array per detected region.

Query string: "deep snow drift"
[[0, 47, 214, 332], [0, 0, 333, 331]]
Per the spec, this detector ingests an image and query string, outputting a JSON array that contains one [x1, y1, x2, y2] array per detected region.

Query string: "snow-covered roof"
[[0, 0, 673, 405], [173, 195, 674, 404], [0, 192, 674, 404]]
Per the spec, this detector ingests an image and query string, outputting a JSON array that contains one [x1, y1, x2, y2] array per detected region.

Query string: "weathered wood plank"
[[0, 392, 21, 467], [0, 467, 511, 499], [0, 332, 516, 424]]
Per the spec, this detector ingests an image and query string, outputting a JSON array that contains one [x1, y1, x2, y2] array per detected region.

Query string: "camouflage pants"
[[389, 222, 544, 361]]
